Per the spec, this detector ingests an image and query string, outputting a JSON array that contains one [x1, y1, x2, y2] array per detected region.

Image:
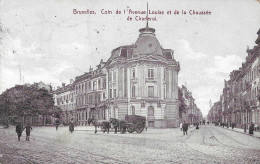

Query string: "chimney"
[[62, 83, 65, 87], [89, 66, 93, 72], [70, 79, 74, 84]]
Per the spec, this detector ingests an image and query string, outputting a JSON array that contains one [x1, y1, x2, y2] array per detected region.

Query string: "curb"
[[219, 126, 260, 139]]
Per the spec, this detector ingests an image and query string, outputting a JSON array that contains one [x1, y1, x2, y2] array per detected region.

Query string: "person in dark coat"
[[182, 121, 188, 135], [55, 119, 60, 130], [231, 122, 235, 129], [16, 122, 23, 141], [24, 123, 32, 141], [196, 122, 199, 129], [69, 121, 74, 133], [249, 122, 255, 135], [93, 119, 98, 134], [113, 120, 118, 134]]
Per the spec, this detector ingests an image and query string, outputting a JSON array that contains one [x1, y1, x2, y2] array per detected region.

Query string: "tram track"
[[24, 131, 132, 164], [0, 141, 35, 164]]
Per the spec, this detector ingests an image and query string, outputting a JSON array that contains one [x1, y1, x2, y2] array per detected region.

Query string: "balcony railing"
[[147, 116, 155, 120], [145, 78, 157, 83]]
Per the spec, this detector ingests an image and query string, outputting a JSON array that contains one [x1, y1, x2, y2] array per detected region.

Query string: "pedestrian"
[[69, 120, 74, 133], [179, 122, 183, 131], [55, 119, 60, 130], [231, 122, 235, 129], [227, 122, 229, 128], [182, 121, 188, 135], [114, 120, 118, 134], [196, 122, 199, 129], [255, 124, 258, 131], [24, 123, 32, 141], [94, 120, 98, 134], [249, 122, 255, 135], [16, 122, 23, 141]]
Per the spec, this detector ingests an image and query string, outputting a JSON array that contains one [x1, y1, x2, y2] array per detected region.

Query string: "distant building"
[[53, 80, 76, 123], [179, 85, 203, 124], [209, 28, 260, 128]]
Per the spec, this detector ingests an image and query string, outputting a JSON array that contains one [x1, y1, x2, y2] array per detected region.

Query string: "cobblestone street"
[[0, 125, 260, 164]]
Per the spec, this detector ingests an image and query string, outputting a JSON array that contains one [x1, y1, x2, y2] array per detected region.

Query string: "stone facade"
[[208, 28, 260, 129], [54, 24, 181, 128]]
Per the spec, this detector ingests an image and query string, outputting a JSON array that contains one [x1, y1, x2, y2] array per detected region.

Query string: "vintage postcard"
[[0, 0, 260, 163]]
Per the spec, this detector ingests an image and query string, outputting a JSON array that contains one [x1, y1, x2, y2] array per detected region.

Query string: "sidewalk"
[[219, 126, 260, 139]]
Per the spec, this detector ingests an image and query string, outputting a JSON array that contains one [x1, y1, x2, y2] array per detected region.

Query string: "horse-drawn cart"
[[110, 115, 146, 133]]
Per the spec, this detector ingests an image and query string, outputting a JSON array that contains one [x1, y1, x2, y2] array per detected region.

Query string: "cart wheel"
[[127, 125, 135, 133], [135, 122, 144, 133]]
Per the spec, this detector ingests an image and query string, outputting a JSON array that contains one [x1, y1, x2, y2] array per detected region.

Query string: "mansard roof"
[[108, 25, 176, 64]]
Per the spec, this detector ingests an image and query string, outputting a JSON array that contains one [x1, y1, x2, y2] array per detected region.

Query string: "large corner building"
[[54, 24, 180, 128]]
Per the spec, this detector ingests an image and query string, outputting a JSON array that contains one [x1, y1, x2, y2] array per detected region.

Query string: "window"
[[89, 81, 91, 90], [98, 79, 101, 89], [164, 86, 166, 99], [114, 89, 116, 98], [148, 86, 154, 97], [120, 48, 127, 58], [98, 94, 101, 103], [132, 106, 135, 115], [148, 106, 154, 116], [109, 72, 112, 81], [141, 101, 145, 108], [93, 81, 97, 90], [103, 79, 106, 89], [157, 101, 161, 107], [110, 89, 112, 98], [89, 95, 93, 104], [132, 85, 135, 97], [148, 69, 154, 78], [113, 71, 116, 81], [103, 93, 106, 99], [132, 68, 135, 78], [164, 69, 166, 80]]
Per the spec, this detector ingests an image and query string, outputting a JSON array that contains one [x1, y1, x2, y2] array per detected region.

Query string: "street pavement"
[[0, 125, 260, 164]]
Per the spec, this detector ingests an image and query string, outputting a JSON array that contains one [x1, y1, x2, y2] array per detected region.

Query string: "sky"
[[0, 0, 260, 116]]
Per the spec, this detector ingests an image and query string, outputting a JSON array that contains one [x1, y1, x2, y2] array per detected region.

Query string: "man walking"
[[182, 121, 188, 135], [249, 122, 255, 135], [55, 119, 60, 130], [69, 120, 74, 133], [24, 123, 32, 141], [16, 122, 23, 141], [179, 122, 183, 131], [114, 120, 118, 134]]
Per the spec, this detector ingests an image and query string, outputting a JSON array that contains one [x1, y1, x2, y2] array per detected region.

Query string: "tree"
[[0, 85, 56, 125], [178, 88, 187, 120]]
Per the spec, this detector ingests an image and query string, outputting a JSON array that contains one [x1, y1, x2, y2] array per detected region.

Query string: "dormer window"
[[166, 52, 173, 59], [120, 48, 127, 58]]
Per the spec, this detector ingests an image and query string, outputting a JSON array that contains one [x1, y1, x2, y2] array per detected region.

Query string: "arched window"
[[148, 106, 154, 116], [132, 106, 135, 115]]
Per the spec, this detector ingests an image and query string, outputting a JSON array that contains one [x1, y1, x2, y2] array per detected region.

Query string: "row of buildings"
[[53, 23, 203, 128], [207, 29, 260, 128], [179, 85, 203, 124]]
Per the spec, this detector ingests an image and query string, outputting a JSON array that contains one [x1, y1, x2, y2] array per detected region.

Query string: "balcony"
[[147, 116, 155, 120], [145, 78, 157, 83], [131, 78, 138, 83]]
